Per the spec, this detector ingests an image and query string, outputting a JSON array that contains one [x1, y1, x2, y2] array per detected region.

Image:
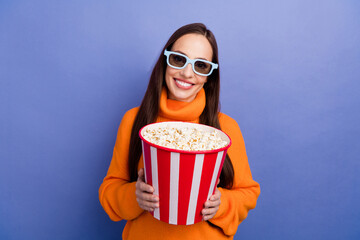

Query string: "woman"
[[99, 23, 260, 240]]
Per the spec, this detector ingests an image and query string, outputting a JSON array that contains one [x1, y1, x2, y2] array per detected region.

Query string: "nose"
[[180, 63, 195, 78]]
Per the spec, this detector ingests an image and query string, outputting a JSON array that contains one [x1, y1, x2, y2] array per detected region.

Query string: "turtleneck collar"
[[158, 87, 206, 122]]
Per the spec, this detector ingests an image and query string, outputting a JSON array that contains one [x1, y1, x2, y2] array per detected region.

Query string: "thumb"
[[138, 168, 145, 181]]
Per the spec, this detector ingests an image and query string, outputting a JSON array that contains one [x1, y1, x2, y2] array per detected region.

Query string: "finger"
[[217, 178, 220, 186], [137, 197, 160, 210], [138, 168, 145, 181], [202, 188, 221, 221], [210, 191, 221, 201], [203, 214, 215, 221], [212, 188, 221, 198], [204, 189, 221, 207], [202, 207, 218, 215], [136, 191, 160, 211], [137, 181, 155, 194], [204, 198, 221, 208], [204, 197, 220, 207], [138, 203, 156, 212], [135, 189, 159, 202], [202, 207, 218, 221], [136, 169, 154, 193]]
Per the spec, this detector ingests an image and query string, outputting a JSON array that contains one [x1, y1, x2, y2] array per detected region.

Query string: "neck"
[[158, 87, 206, 122]]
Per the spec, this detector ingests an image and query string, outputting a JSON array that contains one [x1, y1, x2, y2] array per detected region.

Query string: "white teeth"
[[176, 79, 192, 87]]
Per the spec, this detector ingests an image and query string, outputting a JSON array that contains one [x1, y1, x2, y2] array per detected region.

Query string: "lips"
[[174, 78, 194, 90]]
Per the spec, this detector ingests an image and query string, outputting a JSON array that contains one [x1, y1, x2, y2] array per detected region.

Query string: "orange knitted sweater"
[[99, 88, 260, 240]]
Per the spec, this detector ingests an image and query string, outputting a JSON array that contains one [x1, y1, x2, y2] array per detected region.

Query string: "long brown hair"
[[128, 23, 234, 188]]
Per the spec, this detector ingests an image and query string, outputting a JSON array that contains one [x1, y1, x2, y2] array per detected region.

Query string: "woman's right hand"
[[135, 168, 159, 212]]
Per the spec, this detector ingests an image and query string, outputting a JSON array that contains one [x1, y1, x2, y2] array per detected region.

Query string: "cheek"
[[165, 67, 179, 89], [165, 67, 172, 85], [165, 66, 178, 78], [197, 76, 208, 84]]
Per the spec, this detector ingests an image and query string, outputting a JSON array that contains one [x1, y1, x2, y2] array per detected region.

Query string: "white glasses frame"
[[164, 50, 218, 76]]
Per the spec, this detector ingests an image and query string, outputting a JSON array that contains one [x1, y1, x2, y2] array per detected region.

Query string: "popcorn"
[[139, 122, 232, 225], [142, 126, 228, 151]]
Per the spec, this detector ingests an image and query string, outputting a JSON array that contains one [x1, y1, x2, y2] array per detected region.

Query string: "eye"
[[195, 61, 209, 69], [173, 55, 184, 63], [169, 53, 186, 67]]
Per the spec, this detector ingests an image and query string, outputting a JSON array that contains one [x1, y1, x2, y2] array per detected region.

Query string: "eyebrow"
[[173, 50, 209, 61]]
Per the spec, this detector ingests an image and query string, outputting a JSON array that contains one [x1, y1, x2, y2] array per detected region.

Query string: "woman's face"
[[165, 33, 213, 102]]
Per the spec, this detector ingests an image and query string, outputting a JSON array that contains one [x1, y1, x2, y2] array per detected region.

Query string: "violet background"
[[1, 0, 359, 239]]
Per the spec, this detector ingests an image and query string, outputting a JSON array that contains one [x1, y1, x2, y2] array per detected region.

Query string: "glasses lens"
[[169, 53, 186, 68], [194, 60, 211, 74]]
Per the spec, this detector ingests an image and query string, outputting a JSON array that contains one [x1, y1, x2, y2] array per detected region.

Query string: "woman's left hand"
[[202, 187, 221, 221]]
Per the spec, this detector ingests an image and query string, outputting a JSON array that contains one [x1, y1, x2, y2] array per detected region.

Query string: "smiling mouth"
[[175, 79, 193, 88]]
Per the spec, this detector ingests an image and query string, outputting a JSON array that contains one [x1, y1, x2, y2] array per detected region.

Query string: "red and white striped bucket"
[[139, 121, 231, 225]]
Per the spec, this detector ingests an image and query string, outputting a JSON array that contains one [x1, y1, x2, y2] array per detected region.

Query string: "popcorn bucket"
[[139, 121, 231, 225]]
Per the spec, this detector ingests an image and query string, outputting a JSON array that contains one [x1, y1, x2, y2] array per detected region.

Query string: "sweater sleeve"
[[98, 107, 144, 221], [209, 113, 260, 236]]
